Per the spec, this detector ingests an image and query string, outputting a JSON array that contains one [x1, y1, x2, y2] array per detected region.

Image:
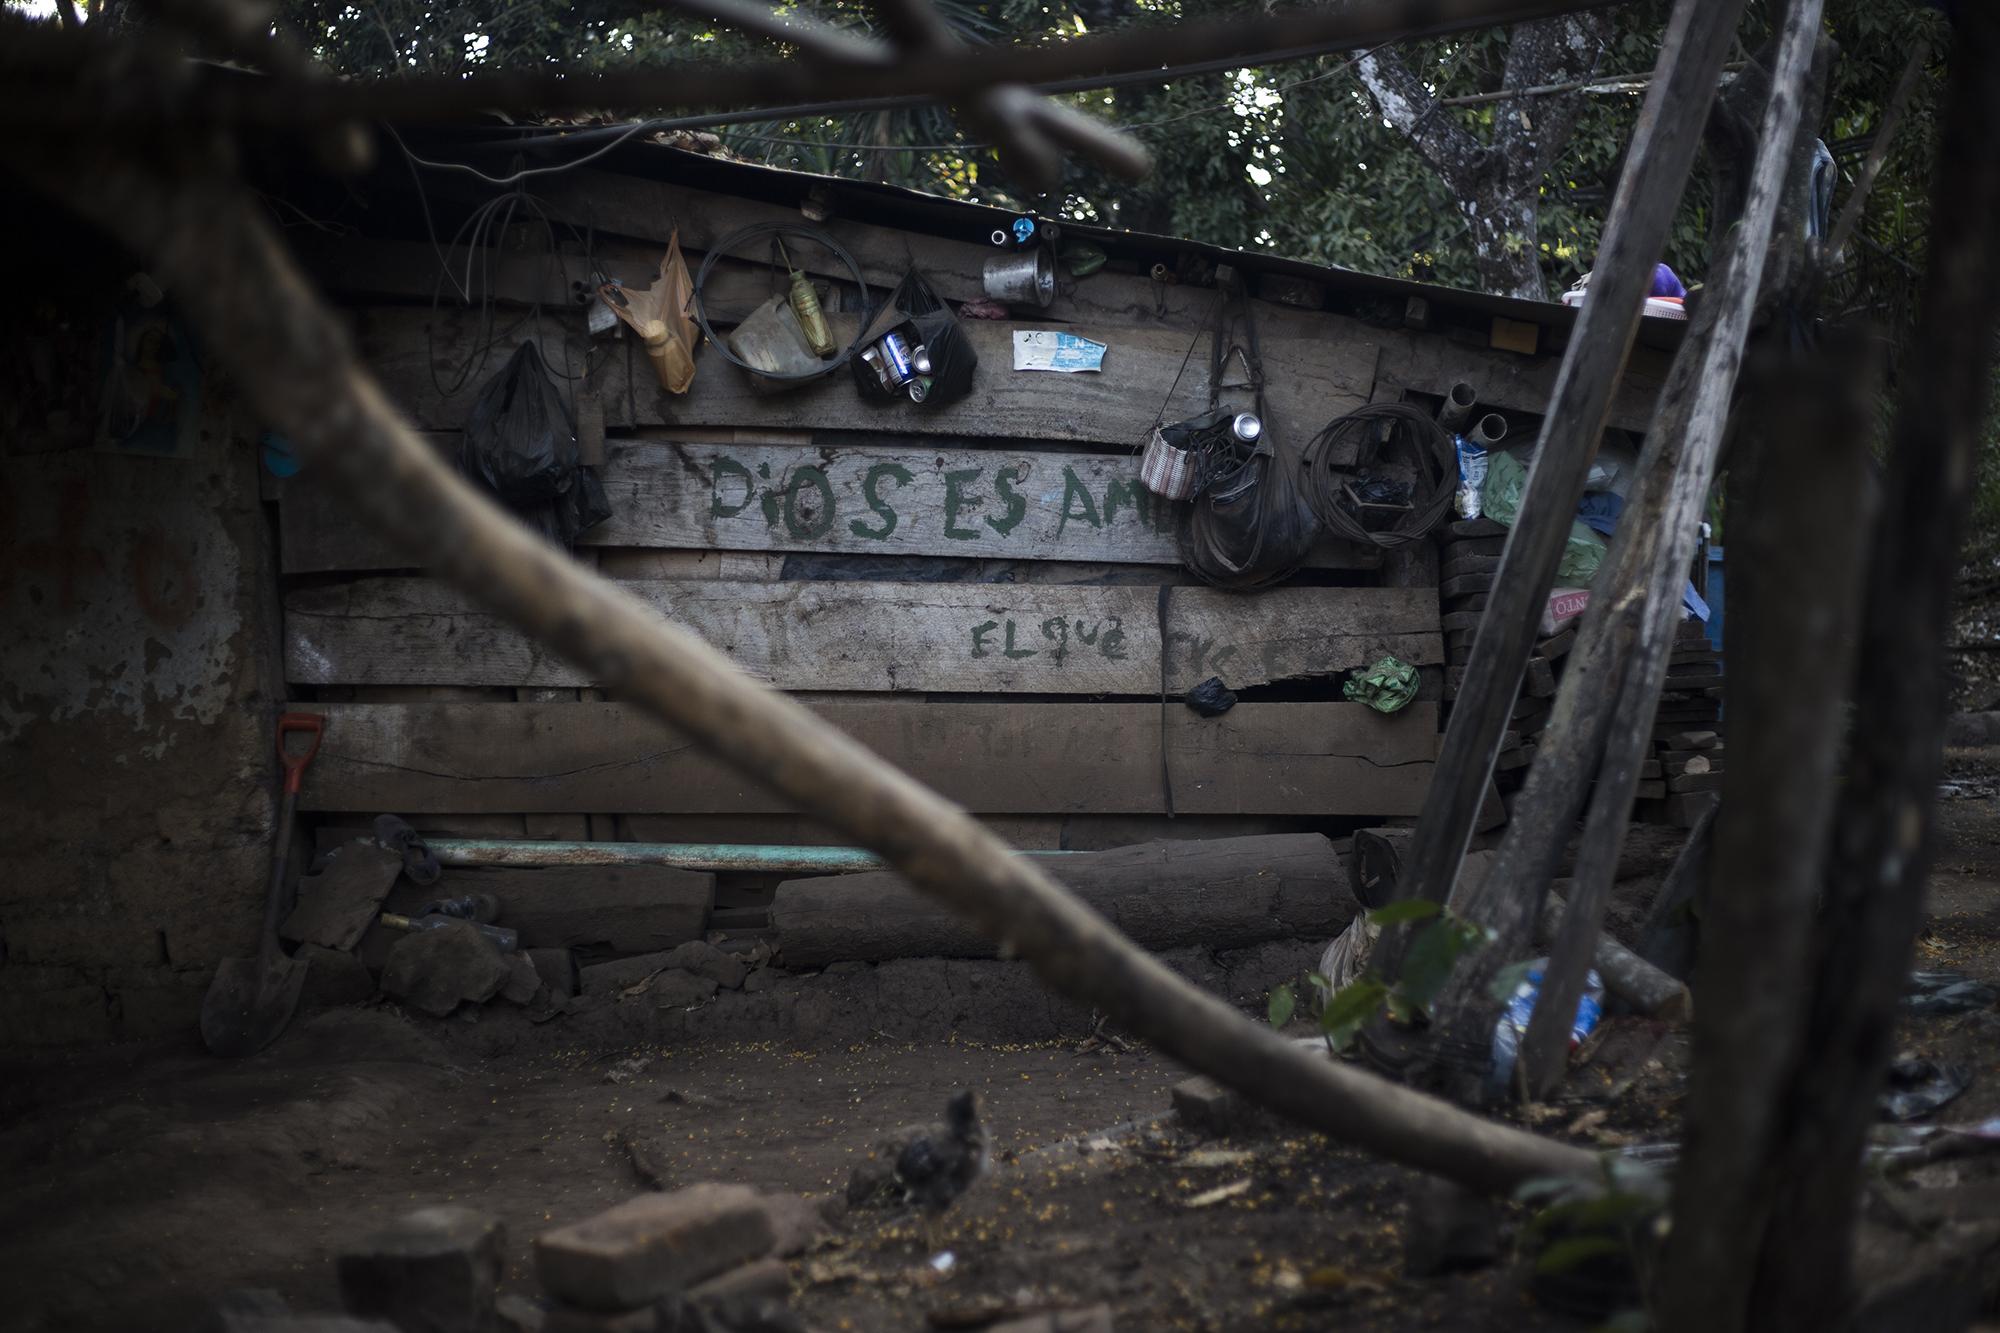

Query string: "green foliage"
[[1266, 981, 1295, 1029], [274, 0, 1952, 313], [1316, 976, 1390, 1052]]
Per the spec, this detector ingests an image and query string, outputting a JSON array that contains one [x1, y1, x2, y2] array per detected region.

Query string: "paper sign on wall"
[[1012, 330, 1106, 374]]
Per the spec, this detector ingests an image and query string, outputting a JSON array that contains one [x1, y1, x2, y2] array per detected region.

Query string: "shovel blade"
[[200, 953, 310, 1057]]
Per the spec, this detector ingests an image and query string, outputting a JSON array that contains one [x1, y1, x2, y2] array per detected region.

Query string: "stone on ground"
[[380, 923, 510, 1018]]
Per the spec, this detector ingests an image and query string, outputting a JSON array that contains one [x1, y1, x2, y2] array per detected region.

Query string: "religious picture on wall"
[[95, 306, 201, 458]]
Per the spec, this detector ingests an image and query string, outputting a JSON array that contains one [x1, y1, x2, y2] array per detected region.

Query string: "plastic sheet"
[[1481, 449, 1606, 584], [1343, 656, 1420, 714]]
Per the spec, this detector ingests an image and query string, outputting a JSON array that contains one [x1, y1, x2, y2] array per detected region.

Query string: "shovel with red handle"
[[200, 712, 323, 1056]]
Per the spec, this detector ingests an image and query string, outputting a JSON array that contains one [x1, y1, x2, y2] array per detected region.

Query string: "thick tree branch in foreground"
[[1749, 10, 2000, 1323], [4, 142, 1598, 1198], [0, 0, 1623, 132]]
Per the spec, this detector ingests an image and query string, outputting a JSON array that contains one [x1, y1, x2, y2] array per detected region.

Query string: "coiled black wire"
[[1298, 402, 1458, 550], [691, 222, 872, 382]]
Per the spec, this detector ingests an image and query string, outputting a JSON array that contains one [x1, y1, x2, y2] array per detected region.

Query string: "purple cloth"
[[1650, 264, 1687, 299]]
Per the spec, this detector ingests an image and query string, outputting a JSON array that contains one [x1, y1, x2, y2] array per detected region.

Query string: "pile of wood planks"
[[1435, 517, 1725, 827]]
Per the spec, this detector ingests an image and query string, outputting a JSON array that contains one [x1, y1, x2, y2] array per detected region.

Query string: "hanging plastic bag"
[[850, 270, 977, 408], [1480, 449, 1606, 584], [598, 232, 699, 394], [458, 342, 611, 549], [460, 342, 577, 505]]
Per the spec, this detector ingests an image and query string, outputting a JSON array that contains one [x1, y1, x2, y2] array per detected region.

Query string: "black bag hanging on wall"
[[459, 341, 612, 548], [1177, 293, 1322, 590], [849, 269, 978, 407]]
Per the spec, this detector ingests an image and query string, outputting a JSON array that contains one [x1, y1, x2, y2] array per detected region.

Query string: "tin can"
[[1231, 413, 1263, 444], [881, 331, 915, 383], [907, 378, 930, 404], [912, 345, 933, 377], [860, 345, 896, 392]]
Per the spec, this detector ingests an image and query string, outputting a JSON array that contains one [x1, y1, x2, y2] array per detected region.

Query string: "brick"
[[338, 1205, 505, 1333], [751, 1193, 825, 1258], [535, 1185, 776, 1311], [688, 1256, 790, 1307], [1171, 1076, 1248, 1136]]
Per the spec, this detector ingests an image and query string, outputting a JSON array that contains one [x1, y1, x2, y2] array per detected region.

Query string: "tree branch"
[[0, 0, 1624, 133], [1355, 45, 1488, 196], [1494, 11, 1611, 180]]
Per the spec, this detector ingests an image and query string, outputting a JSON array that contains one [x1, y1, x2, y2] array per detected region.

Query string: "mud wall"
[[0, 400, 285, 1048]]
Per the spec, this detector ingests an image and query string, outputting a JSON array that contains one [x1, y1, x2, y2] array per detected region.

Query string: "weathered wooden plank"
[[353, 303, 1378, 448], [772, 833, 1351, 967], [503, 169, 1662, 432], [278, 436, 1380, 573], [285, 578, 1441, 694], [293, 700, 1439, 816]]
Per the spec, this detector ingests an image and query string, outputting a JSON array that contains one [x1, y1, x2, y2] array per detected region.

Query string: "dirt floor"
[[4, 791, 1999, 1333]]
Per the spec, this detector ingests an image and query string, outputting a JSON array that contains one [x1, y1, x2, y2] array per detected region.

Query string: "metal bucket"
[[983, 248, 1055, 308]]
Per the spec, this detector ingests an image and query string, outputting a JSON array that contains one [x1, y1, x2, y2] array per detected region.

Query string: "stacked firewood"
[[1434, 518, 1724, 826], [1644, 622, 1726, 824]]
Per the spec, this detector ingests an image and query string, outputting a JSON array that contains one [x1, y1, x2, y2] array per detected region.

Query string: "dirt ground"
[[3, 791, 1998, 1333]]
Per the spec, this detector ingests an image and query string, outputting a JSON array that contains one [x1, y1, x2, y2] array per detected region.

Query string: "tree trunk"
[[1467, 190, 1547, 301]]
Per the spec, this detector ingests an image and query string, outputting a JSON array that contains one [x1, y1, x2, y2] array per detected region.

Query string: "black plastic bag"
[[1179, 439, 1321, 589], [459, 342, 611, 548], [1184, 677, 1238, 717], [460, 342, 578, 505], [850, 270, 977, 407]]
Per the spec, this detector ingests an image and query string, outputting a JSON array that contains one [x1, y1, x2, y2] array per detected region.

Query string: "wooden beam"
[[284, 578, 1441, 693], [276, 437, 1383, 574], [1508, 0, 1828, 1100], [292, 700, 1440, 816], [773, 833, 1351, 967]]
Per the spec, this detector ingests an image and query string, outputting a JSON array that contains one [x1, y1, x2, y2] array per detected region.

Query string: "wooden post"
[[1373, 0, 1749, 1001], [1744, 11, 2000, 1324], [1650, 334, 1877, 1333], [1417, 0, 1823, 1089]]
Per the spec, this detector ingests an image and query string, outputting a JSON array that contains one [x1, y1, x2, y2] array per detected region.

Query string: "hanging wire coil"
[[691, 221, 872, 381], [1298, 402, 1458, 550]]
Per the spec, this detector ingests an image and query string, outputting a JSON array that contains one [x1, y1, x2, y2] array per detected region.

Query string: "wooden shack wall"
[[276, 170, 1656, 884]]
